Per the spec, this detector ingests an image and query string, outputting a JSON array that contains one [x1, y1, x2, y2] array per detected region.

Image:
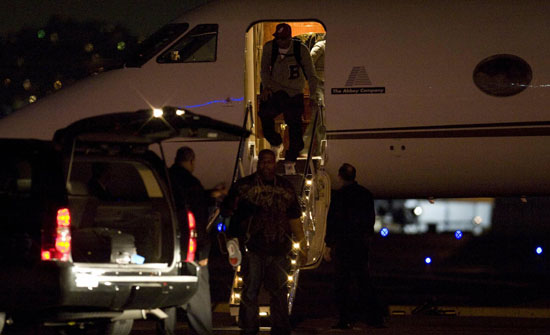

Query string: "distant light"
[[287, 275, 294, 282], [53, 80, 62, 90], [259, 311, 268, 316], [22, 79, 31, 91], [152, 108, 163, 118], [29, 95, 37, 103], [424, 257, 432, 264], [37, 29, 46, 39], [455, 230, 463, 240], [473, 216, 483, 225], [50, 32, 59, 43], [380, 227, 389, 237], [536, 246, 543, 255], [293, 242, 300, 250], [176, 109, 185, 116], [84, 43, 94, 53], [117, 41, 126, 51], [306, 179, 313, 186], [413, 206, 423, 216]]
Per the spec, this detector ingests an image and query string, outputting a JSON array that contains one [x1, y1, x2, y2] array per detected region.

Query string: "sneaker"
[[226, 238, 241, 267], [272, 144, 284, 161], [284, 161, 296, 175]]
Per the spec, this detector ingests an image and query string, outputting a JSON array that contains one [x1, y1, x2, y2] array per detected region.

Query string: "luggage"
[[72, 227, 137, 264]]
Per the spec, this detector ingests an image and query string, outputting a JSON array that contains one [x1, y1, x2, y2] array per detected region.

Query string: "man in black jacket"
[[165, 146, 217, 335], [222, 149, 306, 335], [324, 163, 385, 329]]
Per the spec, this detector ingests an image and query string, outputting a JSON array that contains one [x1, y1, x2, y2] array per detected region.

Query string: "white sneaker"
[[284, 161, 296, 175], [272, 144, 284, 161]]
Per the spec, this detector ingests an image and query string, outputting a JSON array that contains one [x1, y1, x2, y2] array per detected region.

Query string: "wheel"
[[100, 319, 133, 335]]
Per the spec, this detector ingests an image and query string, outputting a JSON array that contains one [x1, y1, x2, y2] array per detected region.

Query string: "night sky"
[[0, 0, 208, 39]]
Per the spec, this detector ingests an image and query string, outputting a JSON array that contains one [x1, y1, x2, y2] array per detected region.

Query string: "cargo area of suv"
[[0, 107, 249, 334]]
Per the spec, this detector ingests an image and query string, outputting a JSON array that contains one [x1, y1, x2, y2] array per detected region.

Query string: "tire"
[[101, 319, 133, 335]]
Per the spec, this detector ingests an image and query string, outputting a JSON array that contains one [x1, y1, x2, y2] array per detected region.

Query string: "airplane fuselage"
[[1, 0, 549, 198]]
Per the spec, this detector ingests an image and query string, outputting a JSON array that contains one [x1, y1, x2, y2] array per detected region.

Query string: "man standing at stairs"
[[222, 149, 307, 335], [323, 163, 386, 329]]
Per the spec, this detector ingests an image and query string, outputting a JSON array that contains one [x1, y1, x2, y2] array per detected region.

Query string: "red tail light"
[[41, 208, 72, 262], [186, 210, 197, 262]]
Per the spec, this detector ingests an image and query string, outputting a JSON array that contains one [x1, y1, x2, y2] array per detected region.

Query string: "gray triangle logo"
[[345, 66, 372, 87]]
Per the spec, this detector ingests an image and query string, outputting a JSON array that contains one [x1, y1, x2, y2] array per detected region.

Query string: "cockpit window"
[[126, 23, 190, 67], [157, 24, 218, 63]]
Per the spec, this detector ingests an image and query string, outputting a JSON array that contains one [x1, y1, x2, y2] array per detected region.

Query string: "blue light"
[[424, 257, 432, 264], [217, 222, 226, 232], [536, 246, 543, 255], [455, 230, 463, 240], [183, 97, 244, 109], [380, 227, 389, 237]]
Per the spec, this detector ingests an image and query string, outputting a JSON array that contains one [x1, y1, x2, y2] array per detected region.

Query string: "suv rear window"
[[68, 159, 174, 265]]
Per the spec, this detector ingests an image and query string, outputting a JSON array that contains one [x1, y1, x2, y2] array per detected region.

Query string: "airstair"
[[224, 100, 331, 319]]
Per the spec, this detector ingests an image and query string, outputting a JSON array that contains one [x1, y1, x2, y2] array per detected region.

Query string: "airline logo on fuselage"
[[331, 87, 385, 94], [332, 66, 385, 95]]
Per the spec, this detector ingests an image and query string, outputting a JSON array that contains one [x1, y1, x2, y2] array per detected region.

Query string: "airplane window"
[[473, 54, 532, 97], [157, 24, 218, 63], [126, 23, 190, 67]]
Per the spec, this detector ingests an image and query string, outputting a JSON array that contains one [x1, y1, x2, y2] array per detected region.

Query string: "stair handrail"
[[232, 100, 254, 183]]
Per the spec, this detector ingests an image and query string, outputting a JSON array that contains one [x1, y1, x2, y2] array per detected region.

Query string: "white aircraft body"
[[0, 0, 549, 199]]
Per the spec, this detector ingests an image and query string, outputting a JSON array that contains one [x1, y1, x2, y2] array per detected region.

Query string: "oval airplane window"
[[473, 54, 532, 97]]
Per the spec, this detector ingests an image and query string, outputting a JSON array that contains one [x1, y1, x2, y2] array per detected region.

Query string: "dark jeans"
[[259, 90, 304, 162], [156, 265, 212, 335], [334, 245, 384, 325], [239, 251, 291, 335]]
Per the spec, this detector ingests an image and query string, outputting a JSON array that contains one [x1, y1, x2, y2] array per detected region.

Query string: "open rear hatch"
[[52, 107, 249, 308]]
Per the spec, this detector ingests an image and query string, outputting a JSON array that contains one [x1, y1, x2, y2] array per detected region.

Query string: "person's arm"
[[310, 43, 322, 66], [323, 190, 340, 262], [259, 41, 277, 96], [301, 44, 319, 103]]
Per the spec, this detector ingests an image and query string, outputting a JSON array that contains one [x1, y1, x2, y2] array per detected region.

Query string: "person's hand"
[[309, 97, 319, 108], [259, 88, 273, 102], [198, 258, 208, 267], [323, 246, 332, 262], [298, 247, 309, 266], [211, 183, 228, 200]]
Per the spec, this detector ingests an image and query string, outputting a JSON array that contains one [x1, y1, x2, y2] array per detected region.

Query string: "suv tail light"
[[186, 210, 197, 262], [41, 208, 72, 262]]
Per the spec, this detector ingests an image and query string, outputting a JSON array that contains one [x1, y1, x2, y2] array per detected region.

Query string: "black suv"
[[0, 107, 248, 334]]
